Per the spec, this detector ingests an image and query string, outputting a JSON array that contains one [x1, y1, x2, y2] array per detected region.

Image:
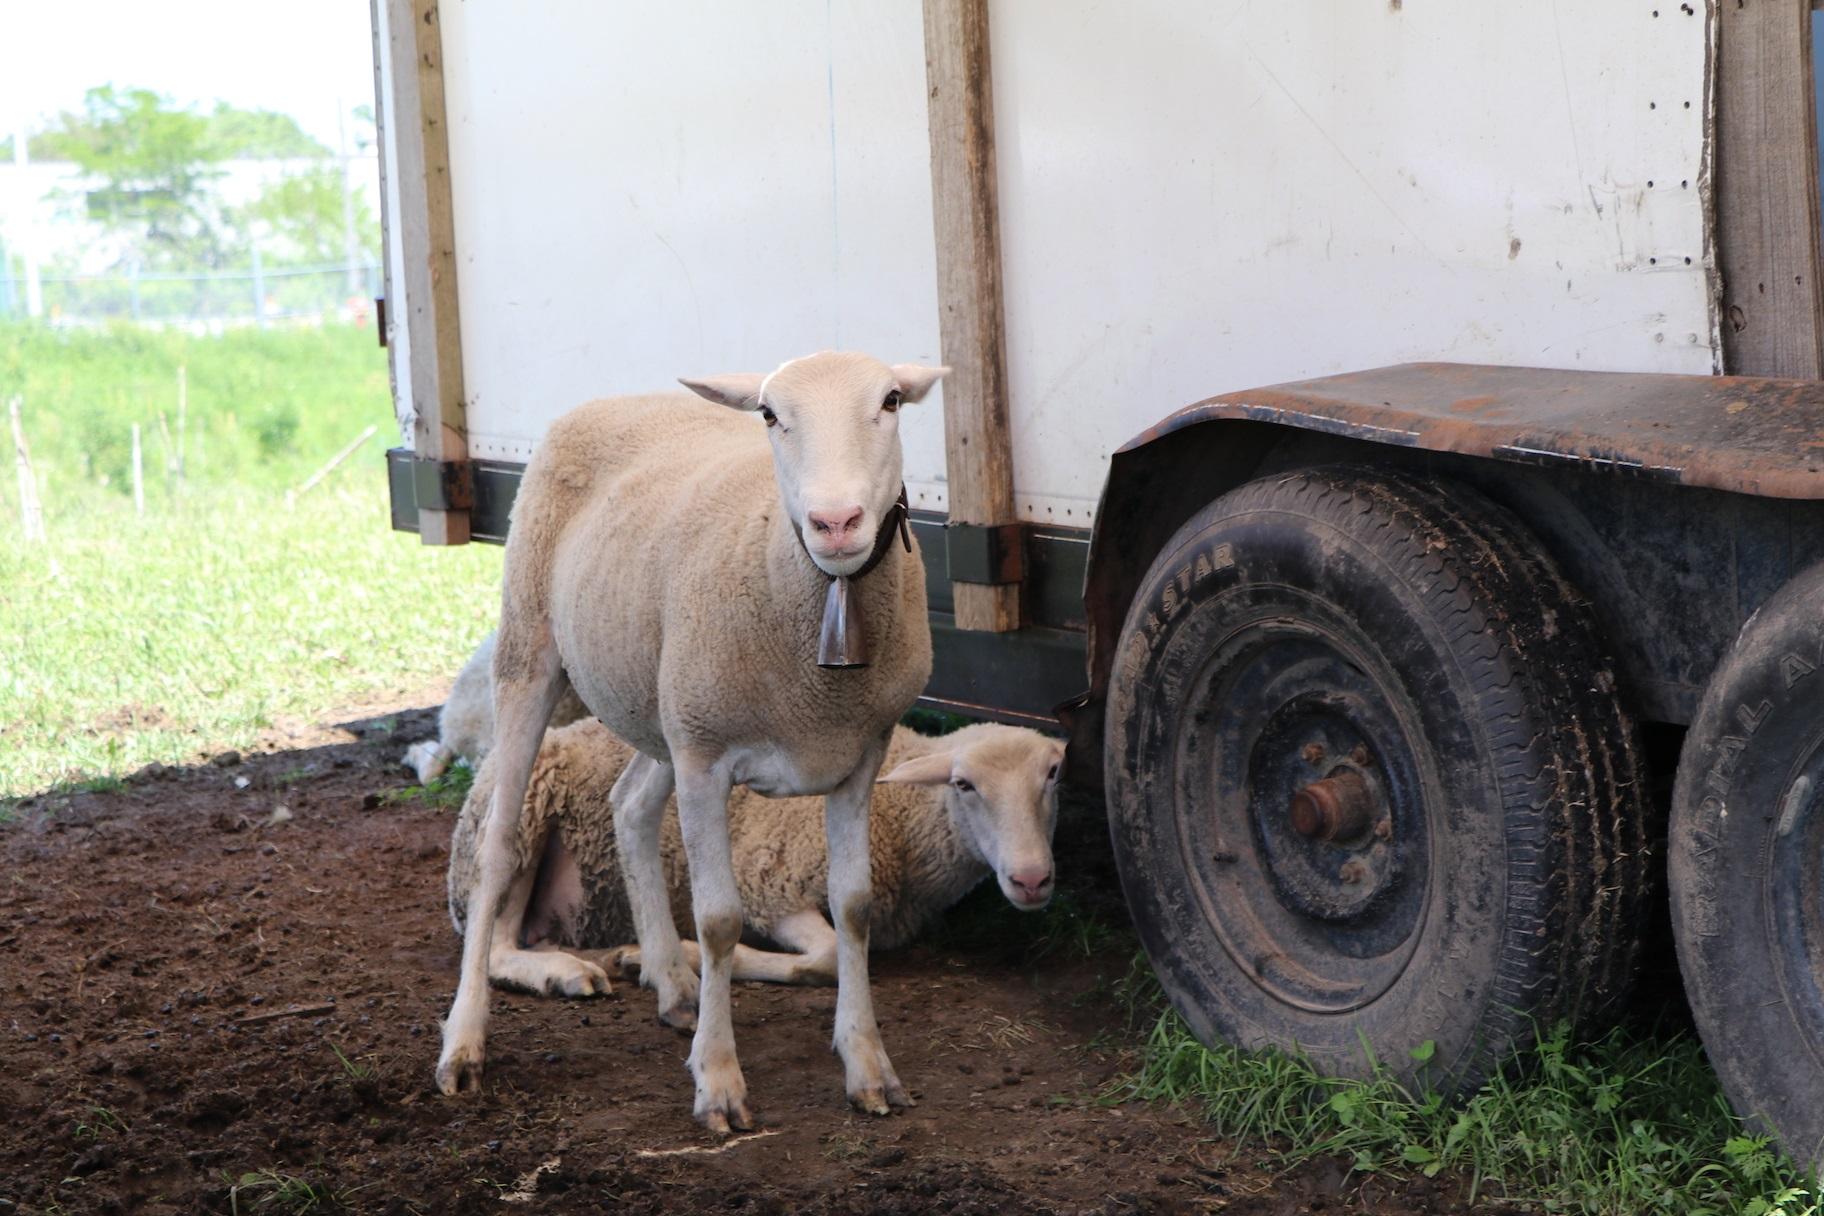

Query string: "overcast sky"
[[3, 1, 377, 147]]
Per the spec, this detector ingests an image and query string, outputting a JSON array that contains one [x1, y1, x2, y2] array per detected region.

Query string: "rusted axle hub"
[[1289, 769, 1375, 843]]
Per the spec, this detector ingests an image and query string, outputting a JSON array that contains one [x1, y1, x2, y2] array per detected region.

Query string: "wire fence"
[[0, 261, 383, 329]]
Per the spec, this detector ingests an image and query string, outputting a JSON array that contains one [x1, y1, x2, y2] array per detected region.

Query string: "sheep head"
[[681, 351, 946, 578], [880, 724, 1066, 910]]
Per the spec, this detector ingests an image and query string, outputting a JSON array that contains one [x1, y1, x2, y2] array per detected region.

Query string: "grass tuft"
[[382, 761, 475, 811], [1119, 1009, 1822, 1215], [224, 1168, 359, 1215], [327, 1042, 376, 1082]]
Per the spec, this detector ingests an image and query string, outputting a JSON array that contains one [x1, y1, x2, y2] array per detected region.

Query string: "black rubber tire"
[[1104, 465, 1649, 1095], [1670, 560, 1824, 1171]]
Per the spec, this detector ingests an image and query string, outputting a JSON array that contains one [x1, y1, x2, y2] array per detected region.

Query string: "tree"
[[239, 163, 379, 267], [203, 103, 329, 160], [32, 87, 341, 271], [36, 86, 229, 269]]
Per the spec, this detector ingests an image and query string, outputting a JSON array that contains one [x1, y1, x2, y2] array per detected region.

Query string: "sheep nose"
[[808, 506, 865, 539], [1010, 869, 1053, 903]]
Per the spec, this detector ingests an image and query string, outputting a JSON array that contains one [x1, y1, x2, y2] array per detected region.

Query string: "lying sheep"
[[447, 717, 1064, 989], [438, 351, 945, 1134], [402, 631, 588, 784]]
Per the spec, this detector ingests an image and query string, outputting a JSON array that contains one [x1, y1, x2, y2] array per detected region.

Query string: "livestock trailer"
[[370, 1, 1824, 1168]]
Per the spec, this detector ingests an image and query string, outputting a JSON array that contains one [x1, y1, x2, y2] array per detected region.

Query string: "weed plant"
[[1122, 1002, 1822, 1216]]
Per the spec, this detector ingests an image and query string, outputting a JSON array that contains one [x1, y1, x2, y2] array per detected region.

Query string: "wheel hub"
[[1289, 769, 1376, 842], [1177, 624, 1432, 1014]]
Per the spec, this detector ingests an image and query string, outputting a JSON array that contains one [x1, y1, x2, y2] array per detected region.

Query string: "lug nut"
[[1351, 745, 1371, 766], [1374, 817, 1393, 841], [1338, 859, 1368, 884], [1302, 742, 1327, 764]]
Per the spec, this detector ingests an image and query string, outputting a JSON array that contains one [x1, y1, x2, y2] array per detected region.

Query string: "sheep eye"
[[759, 406, 779, 428], [952, 777, 974, 793], [1047, 765, 1059, 783], [881, 389, 902, 413]]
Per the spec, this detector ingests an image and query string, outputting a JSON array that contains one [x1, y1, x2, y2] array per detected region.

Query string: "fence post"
[[0, 232, 13, 318], [339, 99, 362, 297], [12, 121, 43, 318], [175, 365, 187, 490], [250, 238, 266, 329], [131, 423, 144, 515], [9, 396, 46, 543]]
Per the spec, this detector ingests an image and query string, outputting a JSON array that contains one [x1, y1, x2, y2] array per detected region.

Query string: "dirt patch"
[[84, 703, 179, 736], [0, 695, 1526, 1214]]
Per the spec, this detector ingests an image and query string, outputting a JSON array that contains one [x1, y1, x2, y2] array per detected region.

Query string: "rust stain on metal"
[[1119, 362, 1824, 501]]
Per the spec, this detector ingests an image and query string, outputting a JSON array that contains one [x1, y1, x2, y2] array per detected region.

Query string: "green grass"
[[328, 1043, 377, 1082], [0, 480, 501, 798], [383, 760, 475, 811], [1120, 1006, 1822, 1215], [2, 321, 394, 507], [224, 1168, 360, 1215], [0, 323, 501, 799]]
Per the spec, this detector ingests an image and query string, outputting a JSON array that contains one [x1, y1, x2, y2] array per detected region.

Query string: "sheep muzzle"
[[811, 487, 911, 669]]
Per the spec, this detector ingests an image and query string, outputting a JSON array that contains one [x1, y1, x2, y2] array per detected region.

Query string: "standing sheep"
[[437, 351, 946, 1136], [446, 717, 1065, 988]]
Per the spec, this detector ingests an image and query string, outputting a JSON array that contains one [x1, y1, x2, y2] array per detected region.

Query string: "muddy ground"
[[0, 692, 1526, 1215]]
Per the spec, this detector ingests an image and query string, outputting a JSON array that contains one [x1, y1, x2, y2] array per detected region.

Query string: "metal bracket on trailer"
[[944, 521, 1025, 585], [410, 457, 474, 512]]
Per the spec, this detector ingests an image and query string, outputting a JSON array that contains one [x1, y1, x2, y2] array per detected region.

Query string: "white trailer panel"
[[383, 3, 1716, 525], [986, 2, 1715, 522], [428, 0, 954, 512]]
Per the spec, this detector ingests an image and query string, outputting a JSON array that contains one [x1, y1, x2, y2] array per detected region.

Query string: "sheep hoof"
[[847, 1086, 893, 1117], [403, 740, 449, 784], [693, 1057, 753, 1135], [607, 945, 642, 978], [697, 1099, 755, 1137], [539, 954, 612, 998], [434, 1042, 485, 1096], [659, 1000, 699, 1033], [842, 1043, 912, 1115]]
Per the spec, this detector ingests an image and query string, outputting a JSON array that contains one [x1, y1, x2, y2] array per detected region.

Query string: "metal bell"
[[816, 575, 869, 668]]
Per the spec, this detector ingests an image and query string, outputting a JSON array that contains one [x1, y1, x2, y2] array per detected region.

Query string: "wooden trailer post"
[[923, 0, 1022, 632], [1717, 0, 1824, 377], [385, 0, 471, 545]]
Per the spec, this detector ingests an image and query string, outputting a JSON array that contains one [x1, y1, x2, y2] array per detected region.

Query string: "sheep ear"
[[679, 373, 766, 411], [877, 751, 954, 786], [889, 364, 949, 404]]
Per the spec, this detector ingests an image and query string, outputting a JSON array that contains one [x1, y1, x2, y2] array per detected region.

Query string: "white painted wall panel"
[[987, 1, 1714, 523], [373, 0, 413, 444], [434, 1, 953, 513], [392, 3, 1715, 526]]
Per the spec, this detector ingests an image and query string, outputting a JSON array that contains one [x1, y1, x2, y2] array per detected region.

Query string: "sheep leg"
[[435, 626, 567, 1096], [611, 910, 837, 986], [611, 753, 697, 1029], [485, 861, 611, 998], [735, 909, 839, 985], [403, 739, 453, 784], [826, 733, 910, 1115], [766, 910, 840, 984], [673, 756, 753, 1135]]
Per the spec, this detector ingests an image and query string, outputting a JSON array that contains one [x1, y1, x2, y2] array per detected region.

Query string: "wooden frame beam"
[[923, 0, 1020, 631], [1717, 0, 1824, 377], [383, 0, 469, 544]]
